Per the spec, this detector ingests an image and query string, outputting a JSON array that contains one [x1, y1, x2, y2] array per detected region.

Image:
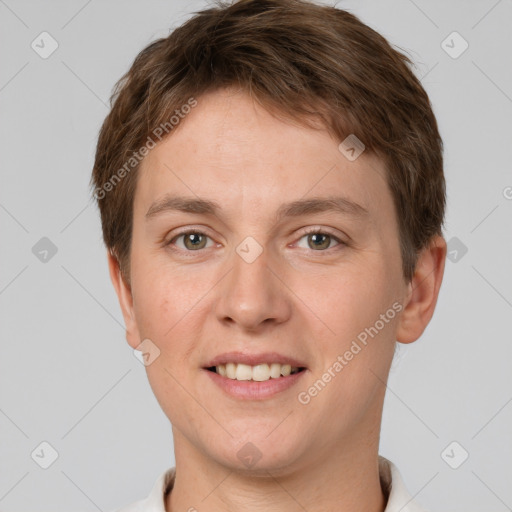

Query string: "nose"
[[214, 242, 292, 332]]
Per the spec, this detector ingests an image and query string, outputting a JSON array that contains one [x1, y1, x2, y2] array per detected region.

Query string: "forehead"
[[135, 89, 394, 230]]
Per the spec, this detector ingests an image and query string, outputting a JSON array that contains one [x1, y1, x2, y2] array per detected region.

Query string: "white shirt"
[[112, 456, 428, 512]]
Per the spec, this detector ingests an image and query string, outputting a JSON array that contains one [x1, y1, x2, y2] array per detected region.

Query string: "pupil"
[[190, 234, 201, 244]]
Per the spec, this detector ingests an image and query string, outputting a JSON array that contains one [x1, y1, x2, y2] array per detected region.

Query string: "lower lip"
[[203, 368, 307, 400]]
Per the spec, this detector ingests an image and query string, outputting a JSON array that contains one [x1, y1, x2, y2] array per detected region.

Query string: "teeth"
[[269, 363, 282, 378], [236, 363, 252, 381], [226, 363, 237, 379], [214, 363, 301, 381]]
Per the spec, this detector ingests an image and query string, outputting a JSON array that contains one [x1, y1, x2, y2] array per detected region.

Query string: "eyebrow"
[[145, 194, 369, 221]]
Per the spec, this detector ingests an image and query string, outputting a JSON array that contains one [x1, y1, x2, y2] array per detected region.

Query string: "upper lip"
[[203, 351, 307, 368]]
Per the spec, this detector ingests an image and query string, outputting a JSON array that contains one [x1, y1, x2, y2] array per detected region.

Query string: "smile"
[[208, 363, 305, 381]]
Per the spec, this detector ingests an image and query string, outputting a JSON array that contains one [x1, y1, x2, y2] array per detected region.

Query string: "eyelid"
[[297, 225, 345, 239]]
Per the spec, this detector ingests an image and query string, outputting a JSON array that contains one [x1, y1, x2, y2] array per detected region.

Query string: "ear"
[[396, 235, 447, 344], [107, 250, 141, 350]]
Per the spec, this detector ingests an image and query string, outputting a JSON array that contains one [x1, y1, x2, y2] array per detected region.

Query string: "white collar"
[[114, 456, 427, 512]]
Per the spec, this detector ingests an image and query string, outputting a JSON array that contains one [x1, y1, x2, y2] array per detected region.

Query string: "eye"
[[165, 227, 347, 254], [295, 228, 345, 251], [167, 229, 215, 251]]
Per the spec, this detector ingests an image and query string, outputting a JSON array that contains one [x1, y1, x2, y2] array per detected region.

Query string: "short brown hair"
[[91, 0, 445, 285]]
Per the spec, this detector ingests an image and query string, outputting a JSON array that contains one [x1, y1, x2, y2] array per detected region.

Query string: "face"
[[110, 87, 439, 475]]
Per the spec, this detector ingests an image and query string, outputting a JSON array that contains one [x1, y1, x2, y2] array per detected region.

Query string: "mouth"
[[202, 351, 308, 399], [205, 363, 307, 382]]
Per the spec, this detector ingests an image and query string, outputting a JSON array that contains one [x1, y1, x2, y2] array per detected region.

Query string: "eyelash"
[[165, 227, 347, 255]]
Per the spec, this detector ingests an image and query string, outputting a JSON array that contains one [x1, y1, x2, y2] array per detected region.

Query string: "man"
[[91, 1, 447, 510]]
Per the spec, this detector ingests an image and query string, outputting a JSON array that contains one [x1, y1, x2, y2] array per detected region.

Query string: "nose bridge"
[[215, 238, 290, 329]]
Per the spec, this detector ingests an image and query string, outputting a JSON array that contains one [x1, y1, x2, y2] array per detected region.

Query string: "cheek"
[[130, 259, 214, 374], [309, 260, 392, 335], [304, 282, 396, 429], [131, 266, 202, 418], [131, 255, 194, 336], [306, 259, 399, 395]]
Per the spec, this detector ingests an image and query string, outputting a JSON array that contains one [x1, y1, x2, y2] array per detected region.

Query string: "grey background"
[[1, 0, 511, 510]]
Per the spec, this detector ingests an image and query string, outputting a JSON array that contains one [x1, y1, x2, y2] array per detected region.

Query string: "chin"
[[207, 429, 306, 476]]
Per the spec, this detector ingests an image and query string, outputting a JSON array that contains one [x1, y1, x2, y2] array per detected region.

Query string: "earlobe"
[[396, 235, 447, 344], [107, 250, 141, 349]]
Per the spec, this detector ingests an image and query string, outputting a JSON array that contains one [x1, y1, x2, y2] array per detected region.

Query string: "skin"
[[108, 87, 446, 512]]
